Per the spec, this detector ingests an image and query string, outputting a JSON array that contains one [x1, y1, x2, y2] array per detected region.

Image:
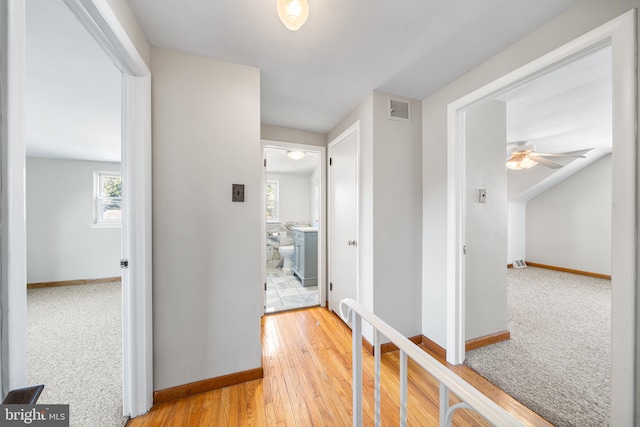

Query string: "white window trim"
[[92, 171, 122, 228], [266, 180, 279, 223]]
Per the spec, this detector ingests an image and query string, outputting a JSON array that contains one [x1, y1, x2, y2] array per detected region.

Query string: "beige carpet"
[[27, 282, 128, 427], [465, 267, 611, 427]]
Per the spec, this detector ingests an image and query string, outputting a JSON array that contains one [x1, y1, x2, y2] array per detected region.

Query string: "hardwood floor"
[[127, 307, 551, 426]]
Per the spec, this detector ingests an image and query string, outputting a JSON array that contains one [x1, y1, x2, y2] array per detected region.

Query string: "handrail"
[[340, 298, 524, 427]]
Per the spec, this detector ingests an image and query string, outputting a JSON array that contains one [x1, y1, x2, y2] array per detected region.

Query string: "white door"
[[328, 124, 359, 315]]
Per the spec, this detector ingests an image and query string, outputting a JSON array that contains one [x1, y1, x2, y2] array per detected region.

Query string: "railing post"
[[374, 329, 381, 427], [400, 350, 408, 427], [352, 309, 362, 427], [439, 383, 449, 427], [341, 298, 524, 427]]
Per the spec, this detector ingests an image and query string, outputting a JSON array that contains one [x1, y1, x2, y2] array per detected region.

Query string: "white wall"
[[261, 125, 326, 147], [327, 91, 422, 339], [371, 92, 422, 338], [464, 101, 508, 340], [507, 201, 526, 263], [267, 172, 311, 224], [526, 154, 612, 275], [26, 157, 121, 283], [421, 0, 639, 348], [150, 47, 262, 390]]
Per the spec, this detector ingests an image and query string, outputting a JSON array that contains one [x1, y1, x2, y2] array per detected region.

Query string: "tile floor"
[[265, 269, 319, 313]]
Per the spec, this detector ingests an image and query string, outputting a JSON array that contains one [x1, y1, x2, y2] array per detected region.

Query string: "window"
[[266, 180, 279, 221], [94, 172, 122, 227]]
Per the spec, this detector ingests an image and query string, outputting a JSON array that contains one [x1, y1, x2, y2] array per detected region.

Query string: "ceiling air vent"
[[388, 97, 411, 122]]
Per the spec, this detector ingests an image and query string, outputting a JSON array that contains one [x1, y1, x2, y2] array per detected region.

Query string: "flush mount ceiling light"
[[287, 150, 306, 160], [277, 0, 309, 31]]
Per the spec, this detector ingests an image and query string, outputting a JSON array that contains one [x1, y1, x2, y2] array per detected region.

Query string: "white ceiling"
[[26, 0, 121, 162], [126, 0, 582, 134], [28, 0, 611, 167], [265, 148, 319, 175]]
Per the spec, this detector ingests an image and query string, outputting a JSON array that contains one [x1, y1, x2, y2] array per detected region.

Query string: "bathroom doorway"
[[262, 141, 325, 313]]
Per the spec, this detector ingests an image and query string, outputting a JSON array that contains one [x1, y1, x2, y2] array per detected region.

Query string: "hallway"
[[128, 307, 549, 426]]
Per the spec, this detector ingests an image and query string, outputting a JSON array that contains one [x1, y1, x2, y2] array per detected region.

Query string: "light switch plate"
[[232, 184, 245, 202], [478, 189, 487, 203]]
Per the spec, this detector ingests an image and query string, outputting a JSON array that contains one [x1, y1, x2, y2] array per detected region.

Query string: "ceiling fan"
[[506, 142, 590, 170]]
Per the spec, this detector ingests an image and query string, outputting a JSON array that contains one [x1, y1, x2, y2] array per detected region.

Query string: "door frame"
[[1, 0, 28, 395], [446, 10, 636, 423], [261, 140, 327, 310], [1, 0, 153, 417], [327, 121, 360, 312]]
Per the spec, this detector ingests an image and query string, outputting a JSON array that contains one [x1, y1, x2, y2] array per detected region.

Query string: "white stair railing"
[[339, 298, 524, 427]]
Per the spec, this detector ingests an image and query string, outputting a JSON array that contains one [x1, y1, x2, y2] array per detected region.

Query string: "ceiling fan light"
[[506, 150, 538, 170], [506, 159, 523, 170], [520, 156, 538, 169], [287, 150, 306, 160], [277, 0, 309, 31]]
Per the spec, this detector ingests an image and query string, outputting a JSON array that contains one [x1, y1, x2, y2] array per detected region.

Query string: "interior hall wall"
[[371, 91, 423, 338], [261, 125, 326, 147], [150, 47, 262, 391]]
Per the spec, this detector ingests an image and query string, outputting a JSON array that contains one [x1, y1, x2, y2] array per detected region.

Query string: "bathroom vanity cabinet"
[[292, 227, 318, 287]]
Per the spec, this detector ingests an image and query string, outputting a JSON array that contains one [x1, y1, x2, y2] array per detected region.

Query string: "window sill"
[[91, 223, 122, 229]]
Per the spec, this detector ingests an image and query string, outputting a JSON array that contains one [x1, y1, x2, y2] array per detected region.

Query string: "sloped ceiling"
[[499, 46, 612, 202], [501, 47, 611, 153]]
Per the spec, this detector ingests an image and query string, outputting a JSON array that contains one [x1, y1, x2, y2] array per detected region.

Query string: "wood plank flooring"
[[127, 307, 551, 426]]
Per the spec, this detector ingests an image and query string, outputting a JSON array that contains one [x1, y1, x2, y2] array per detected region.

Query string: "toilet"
[[279, 245, 294, 271]]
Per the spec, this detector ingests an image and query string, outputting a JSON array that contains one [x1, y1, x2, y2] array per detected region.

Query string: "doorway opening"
[[24, 0, 124, 424], [447, 10, 635, 424], [462, 44, 613, 426], [262, 141, 326, 313], [1, 0, 153, 418]]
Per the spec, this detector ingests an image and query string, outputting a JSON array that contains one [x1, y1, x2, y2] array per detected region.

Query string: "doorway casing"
[[261, 140, 327, 310], [446, 9, 636, 425]]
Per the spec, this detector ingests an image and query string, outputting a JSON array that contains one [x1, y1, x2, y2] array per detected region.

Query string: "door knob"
[[347, 240, 357, 246]]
